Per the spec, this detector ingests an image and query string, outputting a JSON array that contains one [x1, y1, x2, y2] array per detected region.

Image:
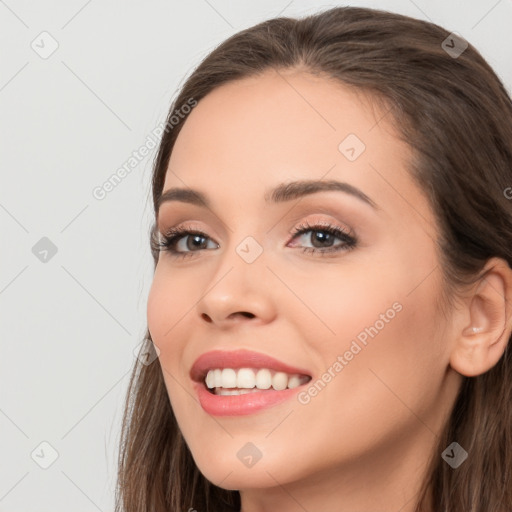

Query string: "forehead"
[[162, 69, 434, 231], [168, 69, 385, 173]]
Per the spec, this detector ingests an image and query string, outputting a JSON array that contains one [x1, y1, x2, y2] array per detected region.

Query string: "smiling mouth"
[[204, 367, 312, 395]]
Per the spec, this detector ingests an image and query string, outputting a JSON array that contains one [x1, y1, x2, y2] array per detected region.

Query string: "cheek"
[[146, 265, 209, 398], [146, 270, 196, 424], [297, 253, 446, 413], [278, 261, 401, 353], [146, 264, 199, 345], [315, 276, 447, 434]]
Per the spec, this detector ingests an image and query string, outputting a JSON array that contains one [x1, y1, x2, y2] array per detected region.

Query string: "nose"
[[197, 244, 277, 328]]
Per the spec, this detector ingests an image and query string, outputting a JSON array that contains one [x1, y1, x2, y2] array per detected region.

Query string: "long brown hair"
[[115, 6, 512, 511]]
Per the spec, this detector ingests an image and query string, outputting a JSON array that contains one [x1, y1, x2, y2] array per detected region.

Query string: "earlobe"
[[449, 257, 512, 378]]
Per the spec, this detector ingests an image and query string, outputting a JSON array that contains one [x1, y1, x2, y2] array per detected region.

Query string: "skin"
[[146, 68, 512, 512]]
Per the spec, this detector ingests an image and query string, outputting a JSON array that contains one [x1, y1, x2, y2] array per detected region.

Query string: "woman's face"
[[147, 69, 463, 508]]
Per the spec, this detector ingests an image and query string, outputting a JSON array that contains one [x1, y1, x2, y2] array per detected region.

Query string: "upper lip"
[[190, 349, 312, 382]]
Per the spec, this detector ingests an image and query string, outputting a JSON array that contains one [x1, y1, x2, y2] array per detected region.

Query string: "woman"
[[115, 6, 512, 511]]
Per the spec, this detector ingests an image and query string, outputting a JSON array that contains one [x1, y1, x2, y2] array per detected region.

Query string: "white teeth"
[[287, 375, 302, 389], [255, 369, 272, 389], [205, 371, 215, 389], [213, 369, 222, 387], [204, 368, 310, 391], [221, 368, 237, 388], [214, 388, 262, 396], [237, 368, 256, 388], [272, 371, 288, 391]]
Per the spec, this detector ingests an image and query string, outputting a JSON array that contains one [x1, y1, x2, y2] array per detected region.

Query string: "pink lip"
[[190, 349, 312, 416], [193, 381, 309, 416]]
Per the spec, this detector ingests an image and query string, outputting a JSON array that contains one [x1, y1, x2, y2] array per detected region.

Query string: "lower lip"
[[193, 381, 306, 416]]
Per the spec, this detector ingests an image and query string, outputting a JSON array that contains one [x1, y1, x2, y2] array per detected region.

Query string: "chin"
[[196, 464, 279, 491], [189, 442, 306, 491]]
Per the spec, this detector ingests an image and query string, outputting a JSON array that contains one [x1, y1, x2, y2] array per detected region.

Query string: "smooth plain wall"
[[1, 0, 510, 510]]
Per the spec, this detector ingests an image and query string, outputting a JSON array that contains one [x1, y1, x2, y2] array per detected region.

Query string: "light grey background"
[[0, 0, 510, 510]]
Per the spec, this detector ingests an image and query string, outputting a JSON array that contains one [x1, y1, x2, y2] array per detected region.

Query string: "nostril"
[[233, 312, 255, 319], [228, 311, 256, 318], [201, 312, 255, 322]]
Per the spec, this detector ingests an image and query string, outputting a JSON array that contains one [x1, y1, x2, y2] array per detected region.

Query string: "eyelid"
[[287, 218, 353, 236], [157, 218, 351, 243]]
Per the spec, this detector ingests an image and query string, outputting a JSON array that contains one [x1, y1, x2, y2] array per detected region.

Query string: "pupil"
[[188, 235, 206, 250], [313, 231, 333, 248]]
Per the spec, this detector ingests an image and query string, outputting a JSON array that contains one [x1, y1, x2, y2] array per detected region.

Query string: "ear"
[[449, 257, 512, 377]]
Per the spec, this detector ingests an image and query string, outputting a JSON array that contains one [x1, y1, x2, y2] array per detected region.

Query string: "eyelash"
[[153, 221, 358, 260]]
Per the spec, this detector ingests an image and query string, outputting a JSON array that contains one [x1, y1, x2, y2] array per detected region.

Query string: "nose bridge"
[[217, 211, 268, 270], [197, 227, 276, 323], [214, 230, 269, 295]]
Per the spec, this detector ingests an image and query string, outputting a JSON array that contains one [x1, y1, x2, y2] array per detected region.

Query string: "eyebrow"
[[157, 179, 379, 211]]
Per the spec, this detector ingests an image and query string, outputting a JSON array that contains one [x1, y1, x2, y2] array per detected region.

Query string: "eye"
[[152, 220, 358, 259], [152, 224, 219, 259], [288, 221, 357, 256]]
